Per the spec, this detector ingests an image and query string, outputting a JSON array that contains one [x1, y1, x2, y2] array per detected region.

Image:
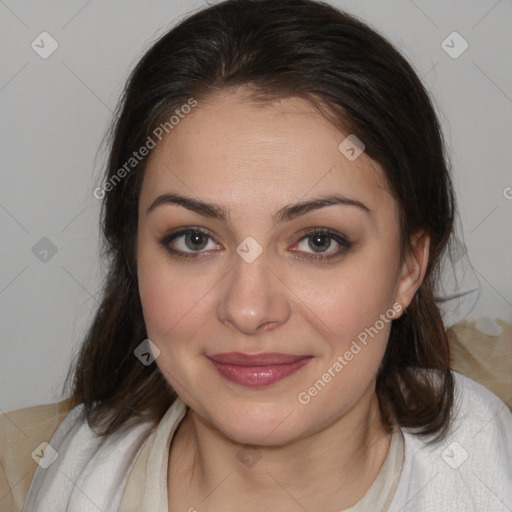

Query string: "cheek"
[[137, 240, 219, 346], [137, 237, 192, 338], [305, 286, 392, 378], [295, 271, 394, 409], [295, 252, 397, 343]]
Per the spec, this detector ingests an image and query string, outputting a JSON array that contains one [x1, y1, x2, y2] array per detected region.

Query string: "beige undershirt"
[[118, 397, 405, 512]]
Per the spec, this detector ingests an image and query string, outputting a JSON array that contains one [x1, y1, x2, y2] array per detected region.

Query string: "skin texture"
[[136, 89, 430, 511]]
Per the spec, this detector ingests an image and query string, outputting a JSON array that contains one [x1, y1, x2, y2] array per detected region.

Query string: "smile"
[[205, 352, 313, 387]]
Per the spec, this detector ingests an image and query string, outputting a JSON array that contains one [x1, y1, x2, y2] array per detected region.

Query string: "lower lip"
[[206, 357, 313, 387]]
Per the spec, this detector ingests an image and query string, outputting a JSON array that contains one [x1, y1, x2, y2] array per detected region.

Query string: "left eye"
[[292, 230, 353, 260]]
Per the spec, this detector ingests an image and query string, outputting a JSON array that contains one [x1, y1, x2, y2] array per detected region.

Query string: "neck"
[[169, 382, 393, 511]]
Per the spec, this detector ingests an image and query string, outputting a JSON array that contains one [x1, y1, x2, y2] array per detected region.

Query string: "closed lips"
[[206, 352, 313, 365]]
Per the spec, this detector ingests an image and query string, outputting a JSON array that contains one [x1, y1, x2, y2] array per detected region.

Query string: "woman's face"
[[137, 90, 428, 445]]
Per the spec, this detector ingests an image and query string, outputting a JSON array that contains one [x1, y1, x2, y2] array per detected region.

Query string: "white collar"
[[22, 398, 186, 512]]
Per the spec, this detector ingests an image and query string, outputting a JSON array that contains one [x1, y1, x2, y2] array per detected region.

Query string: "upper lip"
[[206, 352, 312, 366]]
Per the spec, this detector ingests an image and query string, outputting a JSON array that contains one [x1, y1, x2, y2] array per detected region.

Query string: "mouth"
[[205, 352, 313, 387]]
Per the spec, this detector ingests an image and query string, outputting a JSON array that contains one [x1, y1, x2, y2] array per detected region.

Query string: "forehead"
[[141, 91, 393, 219]]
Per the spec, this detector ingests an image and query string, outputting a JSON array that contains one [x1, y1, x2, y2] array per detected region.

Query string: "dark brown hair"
[[64, 0, 459, 443]]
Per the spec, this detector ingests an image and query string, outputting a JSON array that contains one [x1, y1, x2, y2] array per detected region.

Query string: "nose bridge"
[[217, 247, 290, 334]]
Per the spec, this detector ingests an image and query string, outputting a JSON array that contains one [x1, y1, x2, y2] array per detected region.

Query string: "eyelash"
[[159, 227, 354, 262]]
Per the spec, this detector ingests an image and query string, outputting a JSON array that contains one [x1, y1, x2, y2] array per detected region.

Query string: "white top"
[[22, 370, 512, 511]]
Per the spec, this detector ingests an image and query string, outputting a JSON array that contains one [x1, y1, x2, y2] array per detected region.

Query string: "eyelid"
[[160, 226, 220, 250], [159, 226, 353, 261], [291, 227, 353, 259]]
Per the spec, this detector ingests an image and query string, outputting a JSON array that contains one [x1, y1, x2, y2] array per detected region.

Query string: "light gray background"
[[1, 0, 511, 412]]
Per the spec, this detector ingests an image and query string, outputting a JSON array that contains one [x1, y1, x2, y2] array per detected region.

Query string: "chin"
[[205, 399, 306, 446]]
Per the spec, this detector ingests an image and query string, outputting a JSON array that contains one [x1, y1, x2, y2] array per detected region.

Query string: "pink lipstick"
[[206, 352, 313, 387]]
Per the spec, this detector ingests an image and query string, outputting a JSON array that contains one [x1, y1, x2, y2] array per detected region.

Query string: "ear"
[[394, 230, 430, 319]]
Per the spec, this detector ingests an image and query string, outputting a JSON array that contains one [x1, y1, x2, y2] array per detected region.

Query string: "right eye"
[[159, 228, 222, 259]]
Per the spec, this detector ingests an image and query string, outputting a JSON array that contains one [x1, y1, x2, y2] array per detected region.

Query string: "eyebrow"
[[146, 192, 373, 224]]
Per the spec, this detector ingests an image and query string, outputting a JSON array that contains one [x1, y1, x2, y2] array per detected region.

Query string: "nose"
[[217, 249, 291, 335]]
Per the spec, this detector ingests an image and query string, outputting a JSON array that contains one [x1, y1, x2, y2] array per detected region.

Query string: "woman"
[[2, 0, 511, 511]]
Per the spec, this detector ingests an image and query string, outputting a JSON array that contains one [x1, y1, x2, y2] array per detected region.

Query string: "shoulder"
[[450, 369, 512, 432], [448, 317, 512, 410], [389, 370, 512, 511], [0, 398, 74, 512]]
